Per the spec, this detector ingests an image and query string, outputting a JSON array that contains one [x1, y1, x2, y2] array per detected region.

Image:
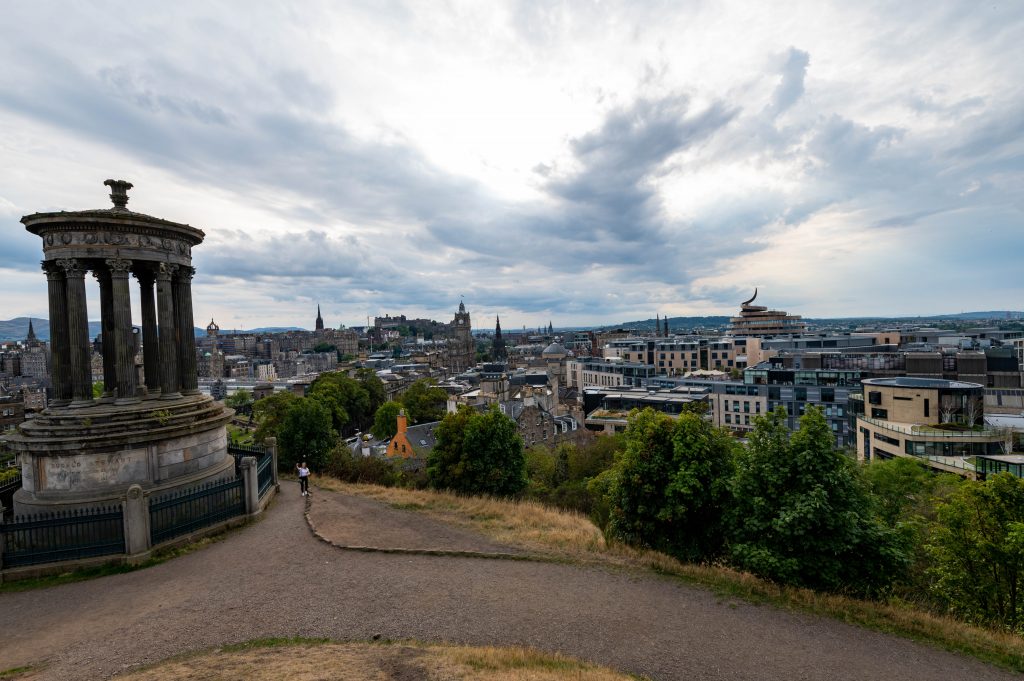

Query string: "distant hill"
[[604, 316, 732, 332], [218, 327, 306, 334]]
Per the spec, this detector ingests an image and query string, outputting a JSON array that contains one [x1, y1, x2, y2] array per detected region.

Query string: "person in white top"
[[296, 461, 310, 496]]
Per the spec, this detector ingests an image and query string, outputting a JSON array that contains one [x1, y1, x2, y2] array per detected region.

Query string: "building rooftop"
[[861, 377, 984, 390]]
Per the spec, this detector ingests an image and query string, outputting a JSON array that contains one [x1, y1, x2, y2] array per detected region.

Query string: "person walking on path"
[[296, 461, 310, 496]]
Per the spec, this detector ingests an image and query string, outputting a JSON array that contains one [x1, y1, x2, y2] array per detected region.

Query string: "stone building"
[[727, 289, 807, 337]]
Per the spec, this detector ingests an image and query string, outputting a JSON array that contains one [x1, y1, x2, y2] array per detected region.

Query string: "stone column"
[[122, 484, 152, 562], [134, 265, 161, 398], [266, 436, 279, 488], [93, 266, 116, 400], [42, 262, 72, 406], [58, 258, 93, 407], [173, 266, 200, 395], [240, 456, 259, 516], [156, 263, 181, 400], [107, 258, 139, 404]]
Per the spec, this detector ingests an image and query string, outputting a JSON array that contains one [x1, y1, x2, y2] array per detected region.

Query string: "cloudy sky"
[[1, 1, 1022, 330]]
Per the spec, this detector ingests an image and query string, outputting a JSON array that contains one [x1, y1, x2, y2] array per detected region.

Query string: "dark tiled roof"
[[406, 421, 440, 457]]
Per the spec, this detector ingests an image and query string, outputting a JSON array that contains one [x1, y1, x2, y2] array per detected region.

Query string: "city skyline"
[[1, 2, 1023, 328]]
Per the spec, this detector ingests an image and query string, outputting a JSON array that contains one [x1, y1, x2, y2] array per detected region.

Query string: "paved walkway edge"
[[303, 493, 546, 563]]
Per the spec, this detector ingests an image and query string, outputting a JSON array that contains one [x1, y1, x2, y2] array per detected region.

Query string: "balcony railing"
[[858, 416, 1002, 439]]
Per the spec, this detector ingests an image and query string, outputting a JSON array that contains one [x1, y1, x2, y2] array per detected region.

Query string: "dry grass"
[[313, 477, 608, 561], [319, 478, 1024, 673], [118, 640, 640, 680]]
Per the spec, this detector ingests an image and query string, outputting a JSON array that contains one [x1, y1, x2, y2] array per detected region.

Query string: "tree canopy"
[[927, 473, 1024, 631], [252, 390, 298, 443], [606, 408, 735, 562], [728, 406, 906, 595], [400, 378, 448, 424], [371, 401, 404, 440], [427, 405, 526, 496], [277, 397, 336, 472]]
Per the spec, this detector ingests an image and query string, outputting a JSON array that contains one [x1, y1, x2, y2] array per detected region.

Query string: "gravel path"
[[0, 483, 1017, 681]]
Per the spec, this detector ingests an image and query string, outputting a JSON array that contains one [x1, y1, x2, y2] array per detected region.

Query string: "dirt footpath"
[[307, 490, 526, 555]]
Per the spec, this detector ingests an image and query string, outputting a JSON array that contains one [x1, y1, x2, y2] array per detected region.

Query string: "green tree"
[[862, 456, 960, 529], [426, 405, 475, 489], [525, 444, 558, 497], [92, 381, 104, 398], [371, 401, 403, 440], [252, 390, 298, 443], [427, 405, 526, 496], [355, 368, 386, 415], [308, 372, 374, 435], [607, 409, 735, 562], [400, 378, 448, 424], [927, 473, 1024, 630], [312, 342, 336, 354], [277, 397, 336, 472], [224, 389, 253, 414], [728, 407, 906, 594]]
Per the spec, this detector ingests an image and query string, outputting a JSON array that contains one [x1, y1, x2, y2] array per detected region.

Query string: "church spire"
[[493, 315, 506, 361], [315, 304, 324, 331], [26, 317, 36, 342]]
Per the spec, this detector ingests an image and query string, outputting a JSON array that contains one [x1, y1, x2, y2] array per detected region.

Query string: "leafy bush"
[[325, 446, 400, 487]]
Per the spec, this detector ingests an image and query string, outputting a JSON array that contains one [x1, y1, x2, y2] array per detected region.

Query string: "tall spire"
[[663, 315, 669, 337], [493, 315, 506, 361], [26, 317, 36, 342], [315, 304, 324, 331]]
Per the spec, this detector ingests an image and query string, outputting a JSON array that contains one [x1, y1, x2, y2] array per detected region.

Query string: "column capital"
[[56, 258, 86, 278], [41, 260, 63, 278], [175, 265, 196, 282], [105, 257, 133, 276], [156, 262, 179, 280]]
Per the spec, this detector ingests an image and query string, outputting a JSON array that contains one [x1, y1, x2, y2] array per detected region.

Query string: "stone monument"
[[4, 180, 234, 514]]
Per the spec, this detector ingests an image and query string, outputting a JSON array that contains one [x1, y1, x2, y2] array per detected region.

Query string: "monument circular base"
[[4, 394, 235, 516]]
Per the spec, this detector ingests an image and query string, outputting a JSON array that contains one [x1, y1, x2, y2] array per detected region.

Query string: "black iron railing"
[[0, 473, 22, 517], [1, 506, 125, 568], [228, 443, 268, 475], [149, 476, 245, 545]]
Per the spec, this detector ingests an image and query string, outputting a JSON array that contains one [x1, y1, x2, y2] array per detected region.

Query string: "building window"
[[725, 414, 732, 424], [868, 391, 882, 405], [924, 398, 929, 418], [871, 408, 888, 419]]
